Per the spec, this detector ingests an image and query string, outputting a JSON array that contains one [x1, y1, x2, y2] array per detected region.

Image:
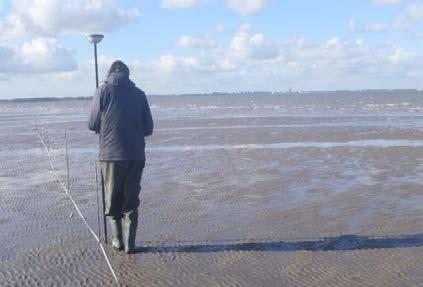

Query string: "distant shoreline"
[[0, 96, 92, 103], [1, 89, 422, 103]]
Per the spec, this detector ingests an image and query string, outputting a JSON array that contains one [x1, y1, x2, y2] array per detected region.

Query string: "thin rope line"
[[34, 123, 120, 287]]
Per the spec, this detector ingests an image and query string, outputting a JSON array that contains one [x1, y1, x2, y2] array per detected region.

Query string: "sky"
[[1, 0, 423, 99]]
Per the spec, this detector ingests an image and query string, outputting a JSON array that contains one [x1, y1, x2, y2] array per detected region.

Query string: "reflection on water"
[[148, 139, 423, 152]]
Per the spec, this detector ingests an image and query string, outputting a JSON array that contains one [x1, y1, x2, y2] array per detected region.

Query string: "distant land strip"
[[1, 89, 422, 103]]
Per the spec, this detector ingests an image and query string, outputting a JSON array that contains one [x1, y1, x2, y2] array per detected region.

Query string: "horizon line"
[[1, 88, 422, 103]]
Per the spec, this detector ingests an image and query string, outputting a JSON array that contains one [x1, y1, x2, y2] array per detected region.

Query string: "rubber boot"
[[123, 209, 138, 254], [109, 218, 123, 250]]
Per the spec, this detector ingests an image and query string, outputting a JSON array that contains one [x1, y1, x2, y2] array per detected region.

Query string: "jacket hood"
[[107, 72, 133, 86]]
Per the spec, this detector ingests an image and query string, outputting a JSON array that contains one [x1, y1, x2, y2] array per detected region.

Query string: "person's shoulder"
[[98, 81, 111, 93], [134, 86, 146, 98], [128, 80, 147, 101]]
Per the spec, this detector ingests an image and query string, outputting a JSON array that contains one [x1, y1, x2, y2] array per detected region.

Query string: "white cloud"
[[161, 0, 205, 8], [141, 27, 423, 93], [228, 26, 279, 60], [153, 55, 177, 72], [240, 23, 253, 31], [363, 23, 389, 32], [10, 34, 422, 97], [372, 0, 403, 5], [160, 0, 268, 15], [348, 17, 357, 32], [386, 44, 415, 64], [153, 55, 203, 73], [176, 35, 218, 49], [216, 24, 225, 33], [394, 3, 423, 30], [0, 38, 77, 75], [225, 0, 267, 16], [0, 0, 139, 38], [139, 23, 422, 93], [0, 0, 136, 81], [2, 22, 423, 96], [2, 35, 422, 97], [286, 37, 374, 73]]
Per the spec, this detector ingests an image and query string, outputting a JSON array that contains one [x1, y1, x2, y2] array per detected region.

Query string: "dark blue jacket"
[[88, 72, 153, 161]]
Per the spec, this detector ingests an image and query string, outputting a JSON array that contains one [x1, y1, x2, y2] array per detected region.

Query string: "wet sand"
[[0, 95, 422, 286]]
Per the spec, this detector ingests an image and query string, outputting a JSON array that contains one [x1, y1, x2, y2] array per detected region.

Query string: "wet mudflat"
[[0, 94, 422, 286]]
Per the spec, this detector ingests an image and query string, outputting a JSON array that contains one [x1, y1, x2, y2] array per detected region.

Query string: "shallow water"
[[1, 93, 422, 286]]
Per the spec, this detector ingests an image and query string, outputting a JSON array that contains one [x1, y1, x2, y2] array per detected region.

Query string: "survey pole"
[[87, 34, 104, 88], [86, 34, 108, 243]]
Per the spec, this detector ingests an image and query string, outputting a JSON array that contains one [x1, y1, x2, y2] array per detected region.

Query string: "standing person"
[[88, 60, 153, 254]]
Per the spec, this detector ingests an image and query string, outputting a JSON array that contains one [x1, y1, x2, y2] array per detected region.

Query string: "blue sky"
[[1, 0, 423, 98]]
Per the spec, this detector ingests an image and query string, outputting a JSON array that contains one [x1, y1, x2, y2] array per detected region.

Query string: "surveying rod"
[[87, 34, 108, 243]]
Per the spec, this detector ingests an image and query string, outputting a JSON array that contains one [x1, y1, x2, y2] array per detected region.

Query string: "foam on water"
[[156, 120, 423, 131], [148, 139, 423, 152]]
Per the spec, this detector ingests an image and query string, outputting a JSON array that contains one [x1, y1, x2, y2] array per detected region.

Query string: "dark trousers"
[[100, 160, 145, 219]]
